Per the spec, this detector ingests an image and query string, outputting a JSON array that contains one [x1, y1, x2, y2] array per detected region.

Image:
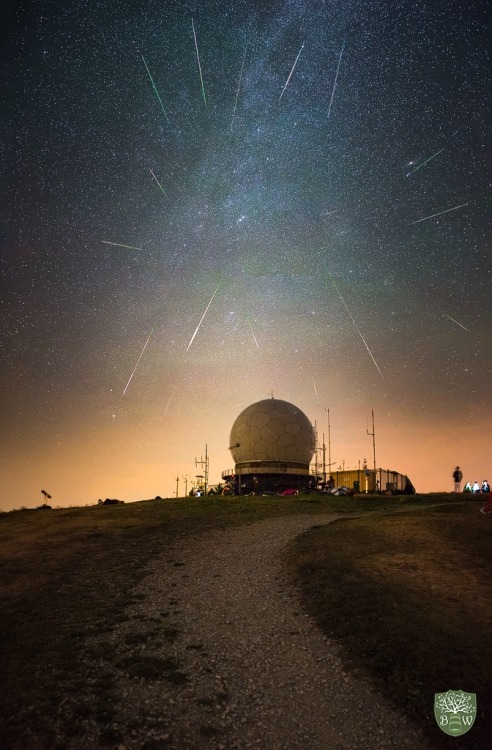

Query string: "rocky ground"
[[51, 514, 432, 749]]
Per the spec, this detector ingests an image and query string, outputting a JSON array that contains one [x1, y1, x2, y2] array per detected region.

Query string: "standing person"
[[453, 466, 463, 492]]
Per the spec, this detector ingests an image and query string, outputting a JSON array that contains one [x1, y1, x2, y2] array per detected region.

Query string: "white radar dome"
[[229, 398, 315, 465]]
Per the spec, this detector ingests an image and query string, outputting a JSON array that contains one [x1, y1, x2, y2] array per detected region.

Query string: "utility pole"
[[195, 444, 209, 495], [325, 407, 334, 476], [313, 420, 318, 481], [175, 475, 179, 498], [182, 475, 190, 496], [322, 432, 326, 484], [367, 410, 376, 474]]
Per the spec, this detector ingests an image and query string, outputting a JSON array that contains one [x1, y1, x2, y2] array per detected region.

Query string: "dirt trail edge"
[[77, 513, 433, 749]]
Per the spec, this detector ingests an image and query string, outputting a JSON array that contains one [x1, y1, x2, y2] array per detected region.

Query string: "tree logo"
[[434, 690, 477, 736]]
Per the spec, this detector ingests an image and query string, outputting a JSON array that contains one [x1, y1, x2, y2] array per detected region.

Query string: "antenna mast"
[[325, 407, 333, 475], [195, 444, 209, 495], [367, 410, 376, 473]]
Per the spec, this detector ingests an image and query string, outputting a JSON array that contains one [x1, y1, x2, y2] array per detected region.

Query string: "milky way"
[[1, 0, 490, 507]]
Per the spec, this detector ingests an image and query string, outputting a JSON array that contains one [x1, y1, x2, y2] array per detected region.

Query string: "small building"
[[320, 468, 412, 494]]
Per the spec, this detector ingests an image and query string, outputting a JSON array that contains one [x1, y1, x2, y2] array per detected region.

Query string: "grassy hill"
[[290, 496, 492, 749], [0, 493, 490, 749]]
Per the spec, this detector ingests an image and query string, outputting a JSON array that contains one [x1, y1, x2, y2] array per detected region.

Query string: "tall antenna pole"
[[195, 444, 209, 495], [205, 443, 208, 495], [367, 410, 376, 473], [314, 420, 318, 480], [322, 432, 326, 484], [325, 407, 332, 475]]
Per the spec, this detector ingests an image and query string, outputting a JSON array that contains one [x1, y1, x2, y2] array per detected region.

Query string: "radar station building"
[[221, 398, 315, 494], [221, 397, 414, 495]]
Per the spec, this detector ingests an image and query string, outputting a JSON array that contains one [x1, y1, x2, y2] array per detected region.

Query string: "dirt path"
[[74, 513, 432, 749]]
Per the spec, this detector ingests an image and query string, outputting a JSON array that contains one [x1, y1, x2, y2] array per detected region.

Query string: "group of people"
[[453, 467, 492, 514], [453, 467, 489, 494], [463, 480, 490, 494]]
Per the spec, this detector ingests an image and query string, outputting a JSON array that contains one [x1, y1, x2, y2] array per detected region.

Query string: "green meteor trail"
[[149, 168, 166, 195], [122, 327, 154, 396], [247, 318, 259, 348], [329, 274, 383, 379], [327, 41, 345, 119], [279, 42, 304, 102], [102, 241, 144, 251], [231, 46, 247, 132], [186, 280, 222, 351], [442, 312, 470, 332], [406, 148, 445, 177], [141, 54, 171, 125], [410, 202, 469, 224], [192, 19, 207, 106]]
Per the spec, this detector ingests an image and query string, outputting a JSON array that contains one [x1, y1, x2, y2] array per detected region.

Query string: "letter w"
[[462, 716, 473, 726]]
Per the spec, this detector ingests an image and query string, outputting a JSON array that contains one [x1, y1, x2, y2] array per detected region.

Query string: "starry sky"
[[1, 0, 490, 510]]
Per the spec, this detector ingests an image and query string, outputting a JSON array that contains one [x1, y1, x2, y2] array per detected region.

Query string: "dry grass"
[[0, 492, 475, 748], [0, 494, 347, 748], [291, 498, 492, 749]]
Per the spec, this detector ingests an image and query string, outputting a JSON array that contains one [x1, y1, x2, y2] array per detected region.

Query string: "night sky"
[[1, 0, 490, 510]]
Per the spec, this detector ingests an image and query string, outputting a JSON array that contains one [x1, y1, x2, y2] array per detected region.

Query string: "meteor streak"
[[247, 318, 259, 348], [141, 55, 170, 125], [327, 41, 345, 119], [186, 280, 221, 351], [330, 275, 383, 379], [279, 42, 304, 101], [410, 202, 469, 225], [424, 285, 471, 333], [406, 148, 445, 177], [164, 390, 175, 415], [149, 168, 166, 195], [231, 46, 247, 131], [122, 328, 154, 396], [102, 241, 144, 251], [191, 19, 207, 106], [442, 313, 470, 332], [312, 377, 318, 397]]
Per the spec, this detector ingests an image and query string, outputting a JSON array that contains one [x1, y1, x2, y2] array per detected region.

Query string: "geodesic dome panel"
[[229, 399, 315, 465]]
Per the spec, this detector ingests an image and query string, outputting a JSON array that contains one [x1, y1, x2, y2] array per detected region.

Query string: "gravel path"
[[72, 513, 432, 749]]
